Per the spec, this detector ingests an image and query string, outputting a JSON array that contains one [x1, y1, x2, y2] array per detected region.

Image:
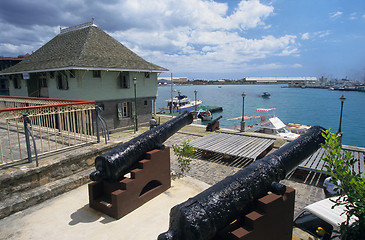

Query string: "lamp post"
[[194, 89, 198, 118], [133, 77, 138, 132], [240, 92, 246, 132], [337, 95, 346, 138], [177, 90, 181, 114]]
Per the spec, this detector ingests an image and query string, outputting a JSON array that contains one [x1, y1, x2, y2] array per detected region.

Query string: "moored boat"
[[166, 95, 202, 112], [197, 109, 213, 121], [261, 92, 271, 98]]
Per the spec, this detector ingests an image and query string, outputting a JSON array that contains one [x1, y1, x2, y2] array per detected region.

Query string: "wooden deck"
[[190, 132, 275, 162], [287, 146, 365, 185], [298, 147, 365, 177]]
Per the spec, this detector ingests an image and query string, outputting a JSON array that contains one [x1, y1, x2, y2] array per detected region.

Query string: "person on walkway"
[[323, 176, 341, 198], [149, 116, 158, 129]]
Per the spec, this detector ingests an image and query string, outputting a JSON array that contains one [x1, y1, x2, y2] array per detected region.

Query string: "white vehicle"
[[293, 197, 351, 240]]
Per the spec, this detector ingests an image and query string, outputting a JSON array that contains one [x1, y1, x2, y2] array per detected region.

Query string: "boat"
[[261, 92, 271, 98], [166, 95, 202, 112], [197, 109, 213, 121], [246, 108, 301, 140]]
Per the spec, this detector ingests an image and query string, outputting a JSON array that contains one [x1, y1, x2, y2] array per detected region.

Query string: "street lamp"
[[133, 77, 138, 132], [194, 89, 198, 118], [240, 92, 246, 132], [337, 95, 346, 137], [177, 90, 181, 114]]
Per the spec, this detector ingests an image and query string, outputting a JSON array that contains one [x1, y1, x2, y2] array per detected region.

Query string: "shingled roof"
[[1, 24, 168, 74]]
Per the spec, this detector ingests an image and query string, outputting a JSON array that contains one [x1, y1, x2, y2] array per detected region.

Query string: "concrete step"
[[0, 168, 92, 219]]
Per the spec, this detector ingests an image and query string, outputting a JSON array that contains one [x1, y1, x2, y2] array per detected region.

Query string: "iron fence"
[[0, 96, 107, 166]]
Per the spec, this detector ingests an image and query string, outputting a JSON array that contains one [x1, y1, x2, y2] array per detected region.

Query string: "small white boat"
[[197, 109, 213, 121], [247, 108, 301, 140], [166, 95, 202, 111]]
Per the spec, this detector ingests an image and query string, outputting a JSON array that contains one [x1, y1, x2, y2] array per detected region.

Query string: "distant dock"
[[158, 105, 223, 116]]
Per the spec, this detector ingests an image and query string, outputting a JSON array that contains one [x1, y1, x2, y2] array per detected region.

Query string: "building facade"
[[0, 54, 29, 95], [0, 22, 168, 130]]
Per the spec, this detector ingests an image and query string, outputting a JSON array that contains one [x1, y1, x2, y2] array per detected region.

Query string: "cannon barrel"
[[90, 111, 193, 182], [206, 115, 222, 131], [158, 125, 325, 240]]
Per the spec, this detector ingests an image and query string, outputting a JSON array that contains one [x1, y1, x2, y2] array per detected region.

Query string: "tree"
[[321, 129, 365, 239], [172, 140, 196, 176]]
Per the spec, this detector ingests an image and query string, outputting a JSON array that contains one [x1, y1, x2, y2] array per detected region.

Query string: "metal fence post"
[[95, 106, 101, 143], [23, 114, 32, 163]]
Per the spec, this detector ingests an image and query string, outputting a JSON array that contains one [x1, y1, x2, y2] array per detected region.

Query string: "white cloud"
[[0, 0, 299, 75], [300, 31, 330, 40], [301, 33, 310, 40], [330, 11, 343, 19], [349, 12, 357, 20]]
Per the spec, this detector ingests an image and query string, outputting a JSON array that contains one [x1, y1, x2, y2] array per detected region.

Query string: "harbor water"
[[157, 84, 365, 148]]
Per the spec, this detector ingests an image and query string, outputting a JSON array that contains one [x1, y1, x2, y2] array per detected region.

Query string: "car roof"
[[303, 197, 347, 226]]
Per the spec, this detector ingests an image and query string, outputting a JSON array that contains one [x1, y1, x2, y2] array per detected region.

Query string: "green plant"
[[321, 129, 365, 240], [172, 140, 196, 176]]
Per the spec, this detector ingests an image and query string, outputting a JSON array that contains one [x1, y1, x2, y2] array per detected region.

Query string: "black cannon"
[[158, 125, 325, 240], [206, 115, 222, 132], [90, 111, 193, 182]]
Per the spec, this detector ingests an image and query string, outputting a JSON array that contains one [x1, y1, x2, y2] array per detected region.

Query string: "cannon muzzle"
[[158, 125, 325, 240], [90, 111, 193, 182]]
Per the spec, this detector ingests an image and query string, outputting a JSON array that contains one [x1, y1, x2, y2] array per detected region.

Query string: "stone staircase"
[[0, 141, 121, 219]]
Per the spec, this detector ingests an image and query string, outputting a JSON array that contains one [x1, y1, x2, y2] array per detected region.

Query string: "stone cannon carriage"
[[88, 111, 193, 219]]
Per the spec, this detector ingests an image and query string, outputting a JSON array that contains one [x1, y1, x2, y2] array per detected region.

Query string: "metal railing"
[[0, 96, 107, 166]]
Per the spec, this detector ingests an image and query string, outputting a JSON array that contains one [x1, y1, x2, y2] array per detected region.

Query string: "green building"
[[0, 21, 168, 130]]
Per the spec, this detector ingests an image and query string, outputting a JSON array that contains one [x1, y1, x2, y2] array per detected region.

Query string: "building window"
[[69, 70, 75, 78], [13, 76, 21, 89], [117, 102, 131, 119], [120, 74, 130, 88], [39, 73, 47, 87], [57, 72, 69, 90], [144, 100, 148, 105], [93, 70, 101, 78], [50, 71, 55, 78], [144, 72, 150, 78]]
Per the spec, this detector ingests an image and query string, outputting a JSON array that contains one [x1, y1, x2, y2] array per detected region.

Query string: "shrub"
[[172, 140, 196, 176]]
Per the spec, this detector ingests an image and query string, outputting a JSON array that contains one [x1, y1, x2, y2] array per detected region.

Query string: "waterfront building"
[[0, 21, 168, 130], [0, 54, 29, 95], [244, 77, 317, 84]]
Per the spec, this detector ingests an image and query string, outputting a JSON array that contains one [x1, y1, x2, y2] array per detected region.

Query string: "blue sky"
[[1, 0, 365, 81]]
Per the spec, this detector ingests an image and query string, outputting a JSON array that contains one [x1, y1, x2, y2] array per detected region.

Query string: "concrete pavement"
[[0, 176, 210, 240], [0, 116, 327, 239]]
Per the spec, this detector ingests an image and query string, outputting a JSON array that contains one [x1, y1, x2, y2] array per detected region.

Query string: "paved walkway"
[[0, 176, 210, 240], [0, 118, 327, 239]]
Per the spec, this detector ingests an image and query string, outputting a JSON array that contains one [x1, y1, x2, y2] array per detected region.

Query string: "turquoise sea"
[[157, 84, 365, 148]]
